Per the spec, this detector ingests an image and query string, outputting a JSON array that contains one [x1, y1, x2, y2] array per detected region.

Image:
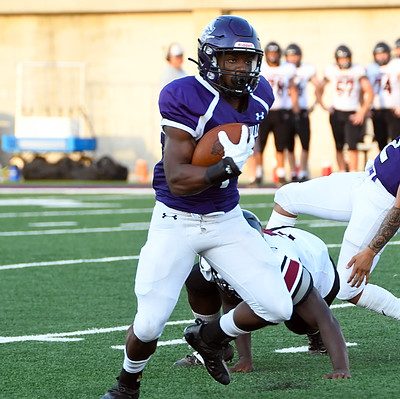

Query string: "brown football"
[[191, 123, 246, 166]]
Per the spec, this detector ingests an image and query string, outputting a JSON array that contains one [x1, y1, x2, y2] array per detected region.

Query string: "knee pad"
[[336, 274, 363, 301], [274, 183, 298, 214], [133, 312, 165, 342]]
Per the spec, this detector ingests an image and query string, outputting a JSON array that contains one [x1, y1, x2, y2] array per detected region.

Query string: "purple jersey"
[[373, 136, 400, 197], [153, 75, 274, 214]]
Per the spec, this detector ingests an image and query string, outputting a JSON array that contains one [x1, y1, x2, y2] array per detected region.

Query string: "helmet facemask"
[[199, 42, 263, 97]]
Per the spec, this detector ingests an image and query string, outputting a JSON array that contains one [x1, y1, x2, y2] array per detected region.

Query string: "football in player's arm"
[[101, 15, 295, 398]]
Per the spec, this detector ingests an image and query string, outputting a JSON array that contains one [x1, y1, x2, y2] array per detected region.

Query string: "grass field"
[[0, 190, 399, 399]]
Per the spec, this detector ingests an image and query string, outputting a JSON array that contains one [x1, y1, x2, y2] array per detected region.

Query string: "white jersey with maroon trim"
[[263, 227, 336, 300], [324, 63, 366, 111], [200, 227, 335, 305], [261, 62, 296, 110], [293, 63, 317, 109], [366, 58, 400, 109]]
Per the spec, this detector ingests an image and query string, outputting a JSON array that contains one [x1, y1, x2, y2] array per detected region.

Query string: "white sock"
[[298, 170, 308, 179], [219, 309, 249, 337], [255, 166, 263, 178], [357, 284, 400, 320], [276, 167, 286, 178], [192, 311, 220, 323], [266, 209, 297, 229], [123, 348, 151, 373]]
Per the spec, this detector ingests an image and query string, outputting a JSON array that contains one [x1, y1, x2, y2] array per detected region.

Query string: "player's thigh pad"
[[133, 202, 196, 342], [203, 212, 293, 323], [336, 178, 395, 300], [274, 172, 364, 221], [336, 240, 381, 300], [342, 177, 396, 248]]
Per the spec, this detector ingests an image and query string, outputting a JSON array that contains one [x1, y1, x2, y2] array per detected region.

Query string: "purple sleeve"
[[158, 77, 205, 136]]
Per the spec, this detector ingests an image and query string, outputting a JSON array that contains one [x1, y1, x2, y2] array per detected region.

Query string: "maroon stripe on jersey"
[[284, 260, 301, 292]]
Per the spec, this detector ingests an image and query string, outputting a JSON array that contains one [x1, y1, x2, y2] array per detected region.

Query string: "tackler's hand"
[[218, 125, 254, 171]]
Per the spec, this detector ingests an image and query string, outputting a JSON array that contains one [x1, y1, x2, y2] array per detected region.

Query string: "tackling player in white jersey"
[[267, 136, 400, 321], [252, 42, 300, 186], [285, 43, 320, 181], [366, 41, 400, 150], [319, 45, 373, 172], [177, 211, 350, 379]]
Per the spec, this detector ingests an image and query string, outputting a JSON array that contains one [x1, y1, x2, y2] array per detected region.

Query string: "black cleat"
[[307, 331, 327, 355], [101, 382, 140, 399], [184, 320, 231, 385]]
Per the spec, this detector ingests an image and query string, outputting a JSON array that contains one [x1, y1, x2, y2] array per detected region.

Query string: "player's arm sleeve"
[[158, 82, 200, 138]]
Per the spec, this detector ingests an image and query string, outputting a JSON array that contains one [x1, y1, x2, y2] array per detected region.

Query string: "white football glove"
[[218, 125, 255, 171]]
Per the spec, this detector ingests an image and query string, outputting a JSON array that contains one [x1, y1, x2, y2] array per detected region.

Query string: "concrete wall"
[[0, 2, 399, 180]]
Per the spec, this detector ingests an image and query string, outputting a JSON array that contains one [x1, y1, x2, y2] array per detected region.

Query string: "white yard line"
[[0, 255, 140, 271], [29, 221, 78, 227], [275, 342, 357, 353], [0, 224, 150, 237], [0, 208, 154, 218], [330, 303, 354, 309], [0, 320, 194, 344]]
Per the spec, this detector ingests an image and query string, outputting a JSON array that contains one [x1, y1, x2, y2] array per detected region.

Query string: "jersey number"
[[379, 137, 400, 163]]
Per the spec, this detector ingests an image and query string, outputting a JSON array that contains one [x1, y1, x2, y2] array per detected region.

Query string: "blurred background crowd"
[[0, 0, 399, 185]]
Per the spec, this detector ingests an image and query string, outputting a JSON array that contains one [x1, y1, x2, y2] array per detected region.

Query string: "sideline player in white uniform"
[[285, 43, 320, 181], [267, 136, 400, 321], [319, 45, 373, 172], [366, 42, 400, 150], [252, 42, 300, 186], [101, 16, 293, 399], [177, 211, 349, 379], [394, 38, 400, 59]]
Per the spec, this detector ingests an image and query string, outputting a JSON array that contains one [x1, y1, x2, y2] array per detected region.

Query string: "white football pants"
[[274, 172, 396, 300], [133, 201, 292, 342]]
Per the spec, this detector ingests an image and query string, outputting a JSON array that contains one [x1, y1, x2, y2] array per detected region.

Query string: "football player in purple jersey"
[[267, 136, 400, 321], [175, 211, 350, 379], [101, 15, 293, 398]]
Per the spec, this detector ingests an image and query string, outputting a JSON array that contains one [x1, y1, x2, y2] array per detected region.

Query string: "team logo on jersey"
[[255, 112, 265, 121]]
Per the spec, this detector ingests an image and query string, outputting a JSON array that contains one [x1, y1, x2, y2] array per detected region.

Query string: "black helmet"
[[373, 42, 391, 55], [197, 15, 263, 96], [335, 45, 352, 59], [264, 41, 281, 55], [395, 38, 400, 48], [285, 43, 302, 57], [242, 209, 263, 236], [335, 45, 352, 69], [373, 42, 391, 66]]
